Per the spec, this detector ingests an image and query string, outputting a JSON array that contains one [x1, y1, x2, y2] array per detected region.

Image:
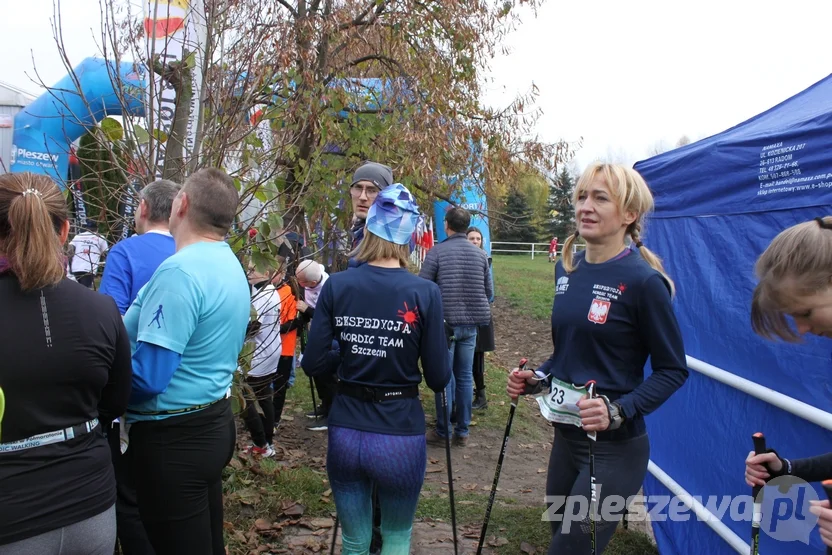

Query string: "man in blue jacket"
[[420, 207, 493, 447], [99, 178, 180, 555]]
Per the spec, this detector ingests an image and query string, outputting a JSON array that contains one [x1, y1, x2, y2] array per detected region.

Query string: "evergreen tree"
[[546, 167, 576, 240], [494, 189, 539, 243]]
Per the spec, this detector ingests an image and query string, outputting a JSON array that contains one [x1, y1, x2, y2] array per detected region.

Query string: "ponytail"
[[0, 174, 67, 291], [560, 230, 580, 272], [630, 221, 675, 297]]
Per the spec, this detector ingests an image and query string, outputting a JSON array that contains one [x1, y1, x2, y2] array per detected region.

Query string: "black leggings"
[[242, 374, 275, 447], [272, 355, 295, 424], [545, 427, 650, 555], [128, 399, 236, 555], [472, 352, 485, 391]]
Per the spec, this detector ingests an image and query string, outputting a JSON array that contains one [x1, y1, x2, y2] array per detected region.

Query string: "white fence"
[[491, 241, 583, 259]]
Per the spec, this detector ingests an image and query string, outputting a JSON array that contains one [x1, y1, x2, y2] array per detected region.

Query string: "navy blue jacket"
[[303, 264, 451, 435], [533, 249, 688, 441]]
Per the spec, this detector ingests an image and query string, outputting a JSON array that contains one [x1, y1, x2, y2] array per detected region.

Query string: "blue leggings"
[[327, 426, 426, 555]]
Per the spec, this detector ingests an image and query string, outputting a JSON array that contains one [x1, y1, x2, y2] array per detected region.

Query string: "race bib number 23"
[[533, 377, 588, 428]]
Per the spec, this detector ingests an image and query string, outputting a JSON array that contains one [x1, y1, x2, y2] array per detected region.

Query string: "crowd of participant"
[[0, 160, 830, 555]]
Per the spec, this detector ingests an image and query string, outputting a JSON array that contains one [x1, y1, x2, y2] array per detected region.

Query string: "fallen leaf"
[[282, 415, 294, 421], [499, 401, 505, 406], [463, 455, 471, 459], [521, 541, 537, 554], [426, 466, 444, 473], [488, 536, 509, 547], [323, 489, 333, 496], [229, 458, 244, 471], [462, 483, 478, 491], [429, 457, 440, 464], [537, 468, 546, 473], [309, 518, 335, 529], [459, 500, 475, 505], [254, 519, 272, 531]]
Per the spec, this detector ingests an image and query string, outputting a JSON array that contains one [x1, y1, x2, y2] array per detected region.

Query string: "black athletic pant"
[[313, 372, 338, 416], [272, 355, 294, 424], [472, 352, 486, 392], [545, 427, 650, 554], [73, 272, 95, 289], [242, 373, 275, 447], [128, 399, 236, 555], [107, 422, 155, 555]]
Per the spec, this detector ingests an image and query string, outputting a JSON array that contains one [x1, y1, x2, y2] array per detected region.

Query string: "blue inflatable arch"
[[11, 56, 492, 248]]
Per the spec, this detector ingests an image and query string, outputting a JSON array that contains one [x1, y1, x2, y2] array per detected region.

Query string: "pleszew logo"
[[14, 147, 59, 164]]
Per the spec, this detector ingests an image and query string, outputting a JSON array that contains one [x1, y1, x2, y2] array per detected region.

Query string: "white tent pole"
[[686, 355, 832, 432], [647, 461, 752, 555]]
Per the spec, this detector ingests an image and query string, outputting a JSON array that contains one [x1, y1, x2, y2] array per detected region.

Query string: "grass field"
[[491, 254, 556, 320], [222, 254, 658, 555]]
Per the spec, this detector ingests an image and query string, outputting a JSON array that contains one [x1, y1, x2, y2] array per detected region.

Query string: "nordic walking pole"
[[476, 357, 528, 555], [441, 388, 459, 555], [300, 324, 319, 419], [586, 380, 598, 555], [330, 516, 339, 555], [822, 480, 832, 555], [751, 432, 767, 555]]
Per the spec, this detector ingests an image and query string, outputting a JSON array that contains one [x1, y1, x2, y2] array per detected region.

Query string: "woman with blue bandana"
[[303, 183, 451, 554]]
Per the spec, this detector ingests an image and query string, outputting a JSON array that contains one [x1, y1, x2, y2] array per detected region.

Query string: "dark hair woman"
[[303, 183, 451, 553], [466, 226, 495, 410], [0, 172, 132, 554]]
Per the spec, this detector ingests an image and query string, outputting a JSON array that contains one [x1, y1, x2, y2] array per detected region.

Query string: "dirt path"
[[274, 297, 654, 553]]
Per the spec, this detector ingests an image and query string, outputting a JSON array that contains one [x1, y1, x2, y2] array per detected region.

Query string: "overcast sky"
[[2, 0, 831, 173]]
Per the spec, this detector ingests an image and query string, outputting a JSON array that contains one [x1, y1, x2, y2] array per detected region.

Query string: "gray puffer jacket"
[[419, 233, 493, 327]]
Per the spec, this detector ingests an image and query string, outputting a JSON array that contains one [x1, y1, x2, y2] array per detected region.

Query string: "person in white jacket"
[[241, 268, 283, 457], [296, 260, 337, 428]]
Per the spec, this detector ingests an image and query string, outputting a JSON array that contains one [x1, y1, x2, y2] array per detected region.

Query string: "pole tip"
[[753, 432, 764, 438]]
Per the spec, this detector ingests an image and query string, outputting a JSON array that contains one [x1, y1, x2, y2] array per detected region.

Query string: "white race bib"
[[533, 377, 588, 428]]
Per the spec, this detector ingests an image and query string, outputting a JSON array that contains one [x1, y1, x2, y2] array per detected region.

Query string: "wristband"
[[600, 395, 625, 431]]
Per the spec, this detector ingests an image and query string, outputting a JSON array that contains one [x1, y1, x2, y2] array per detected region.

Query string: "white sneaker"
[[245, 444, 275, 457]]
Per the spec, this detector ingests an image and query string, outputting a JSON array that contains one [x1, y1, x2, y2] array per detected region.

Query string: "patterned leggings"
[[327, 426, 426, 555]]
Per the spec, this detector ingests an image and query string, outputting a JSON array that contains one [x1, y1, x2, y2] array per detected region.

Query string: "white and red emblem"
[[587, 299, 611, 324]]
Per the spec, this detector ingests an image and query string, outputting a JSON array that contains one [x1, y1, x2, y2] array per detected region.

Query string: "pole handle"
[[752, 433, 767, 497]]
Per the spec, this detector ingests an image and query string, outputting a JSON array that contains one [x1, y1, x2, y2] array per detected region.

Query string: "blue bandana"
[[365, 183, 421, 245]]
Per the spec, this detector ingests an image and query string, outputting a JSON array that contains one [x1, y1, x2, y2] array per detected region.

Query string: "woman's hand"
[[744, 451, 782, 487], [507, 369, 534, 399], [578, 396, 610, 432], [809, 500, 832, 547]]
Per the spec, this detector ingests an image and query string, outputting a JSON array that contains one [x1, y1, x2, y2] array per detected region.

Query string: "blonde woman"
[[744, 216, 832, 548], [506, 163, 689, 554], [303, 183, 451, 554]]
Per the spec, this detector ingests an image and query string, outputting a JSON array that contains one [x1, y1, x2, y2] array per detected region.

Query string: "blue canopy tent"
[[634, 74, 832, 554]]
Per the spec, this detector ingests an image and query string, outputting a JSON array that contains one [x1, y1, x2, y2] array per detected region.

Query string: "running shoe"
[[245, 444, 275, 457]]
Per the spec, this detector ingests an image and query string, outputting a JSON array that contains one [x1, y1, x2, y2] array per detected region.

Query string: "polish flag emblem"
[[588, 299, 611, 324]]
